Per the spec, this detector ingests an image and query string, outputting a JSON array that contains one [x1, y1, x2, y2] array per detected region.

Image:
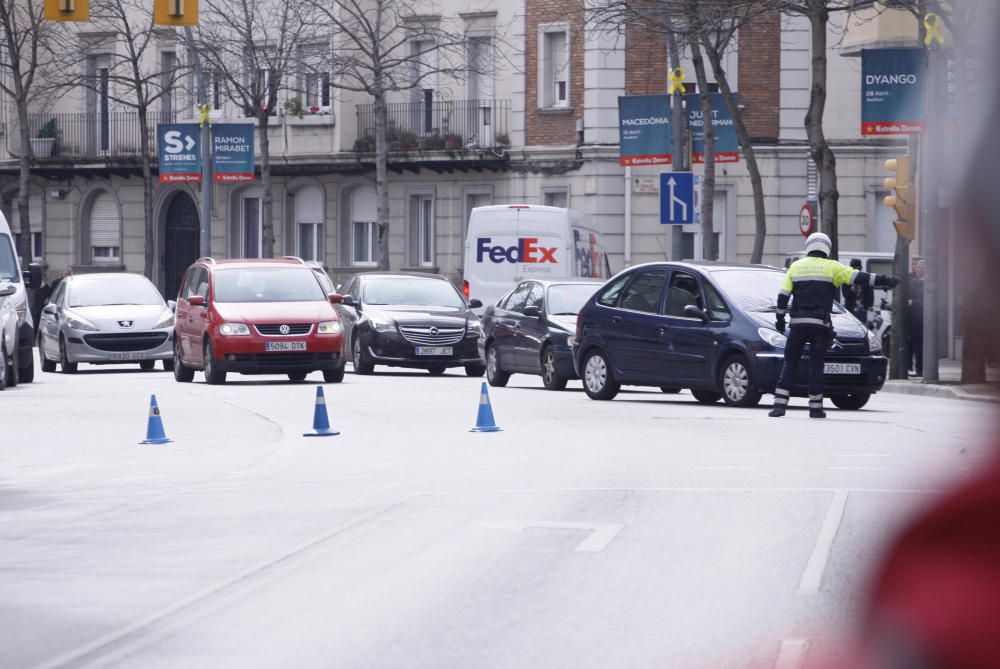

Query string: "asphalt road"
[[1, 360, 995, 669]]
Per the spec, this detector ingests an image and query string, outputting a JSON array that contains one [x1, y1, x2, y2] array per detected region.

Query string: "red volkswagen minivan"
[[172, 257, 346, 384]]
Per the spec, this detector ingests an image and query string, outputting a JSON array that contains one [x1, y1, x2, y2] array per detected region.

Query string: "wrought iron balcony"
[[354, 99, 510, 153], [26, 112, 176, 160]]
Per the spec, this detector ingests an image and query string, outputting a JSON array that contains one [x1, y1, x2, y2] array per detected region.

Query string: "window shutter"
[[550, 32, 568, 82], [351, 187, 376, 223], [90, 192, 120, 247], [10, 192, 42, 232], [295, 187, 323, 224]]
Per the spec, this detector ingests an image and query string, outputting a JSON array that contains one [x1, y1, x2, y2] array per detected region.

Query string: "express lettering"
[[476, 237, 558, 264]]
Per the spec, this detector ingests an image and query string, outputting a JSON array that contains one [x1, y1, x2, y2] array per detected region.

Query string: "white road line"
[[774, 639, 808, 669], [798, 489, 848, 595], [833, 453, 891, 458], [826, 466, 887, 472], [695, 466, 760, 471], [488, 521, 624, 552]]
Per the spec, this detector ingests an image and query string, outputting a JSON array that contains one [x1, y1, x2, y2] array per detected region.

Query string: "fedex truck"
[[462, 205, 610, 312]]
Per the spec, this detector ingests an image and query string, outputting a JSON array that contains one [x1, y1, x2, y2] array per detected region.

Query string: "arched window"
[[89, 191, 121, 263], [350, 186, 377, 266], [294, 186, 323, 262]]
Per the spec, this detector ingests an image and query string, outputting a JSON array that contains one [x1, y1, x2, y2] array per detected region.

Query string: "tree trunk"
[[805, 9, 839, 259], [704, 40, 766, 263], [138, 107, 155, 280], [15, 102, 33, 270], [258, 111, 274, 258], [689, 36, 716, 260], [374, 91, 390, 271]]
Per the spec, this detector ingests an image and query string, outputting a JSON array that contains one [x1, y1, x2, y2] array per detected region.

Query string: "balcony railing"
[[26, 112, 176, 160], [354, 99, 510, 153]]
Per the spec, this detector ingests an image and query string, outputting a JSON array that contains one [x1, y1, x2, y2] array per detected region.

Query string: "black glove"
[[885, 276, 901, 288], [775, 315, 786, 334]]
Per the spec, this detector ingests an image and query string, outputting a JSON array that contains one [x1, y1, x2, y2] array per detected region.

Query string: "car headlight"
[[369, 317, 396, 333], [219, 322, 250, 336], [757, 327, 787, 349], [64, 310, 99, 332], [466, 320, 482, 335], [317, 320, 343, 335], [154, 310, 174, 329], [867, 328, 882, 353]]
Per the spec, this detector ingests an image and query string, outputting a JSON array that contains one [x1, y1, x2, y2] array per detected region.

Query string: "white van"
[[0, 213, 40, 387], [462, 205, 610, 311]]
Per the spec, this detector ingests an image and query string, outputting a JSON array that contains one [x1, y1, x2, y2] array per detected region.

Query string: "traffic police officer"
[[769, 232, 900, 418]]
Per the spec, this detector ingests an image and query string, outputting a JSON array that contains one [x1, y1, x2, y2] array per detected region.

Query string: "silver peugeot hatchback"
[[38, 273, 175, 373]]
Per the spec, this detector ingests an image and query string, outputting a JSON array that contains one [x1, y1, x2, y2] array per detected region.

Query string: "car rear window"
[[213, 268, 327, 303]]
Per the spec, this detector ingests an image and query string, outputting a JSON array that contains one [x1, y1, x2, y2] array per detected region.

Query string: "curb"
[[881, 380, 1000, 403]]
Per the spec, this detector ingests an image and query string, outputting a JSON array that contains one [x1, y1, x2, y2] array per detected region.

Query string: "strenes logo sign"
[[476, 237, 558, 265]]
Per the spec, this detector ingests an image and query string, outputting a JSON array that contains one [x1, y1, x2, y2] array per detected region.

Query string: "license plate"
[[265, 341, 307, 352], [825, 362, 861, 375], [416, 346, 452, 356], [111, 351, 146, 361]]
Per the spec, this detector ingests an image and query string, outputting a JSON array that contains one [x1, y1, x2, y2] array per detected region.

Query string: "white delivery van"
[[0, 212, 41, 387], [463, 205, 610, 311]]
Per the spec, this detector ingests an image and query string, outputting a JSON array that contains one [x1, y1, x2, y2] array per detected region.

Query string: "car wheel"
[[4, 341, 17, 387], [0, 342, 8, 389], [323, 364, 345, 383], [173, 340, 194, 383], [162, 357, 174, 372], [541, 346, 567, 391], [830, 393, 871, 410], [18, 347, 33, 383], [427, 365, 446, 376], [691, 389, 722, 404], [582, 349, 620, 400], [660, 386, 682, 394], [287, 371, 308, 382], [139, 360, 155, 371], [203, 340, 227, 385], [465, 363, 486, 377], [352, 335, 374, 375], [60, 336, 77, 374], [486, 343, 509, 387], [718, 355, 761, 407]]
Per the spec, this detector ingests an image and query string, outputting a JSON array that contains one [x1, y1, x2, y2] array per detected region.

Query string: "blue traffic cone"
[[140, 394, 172, 444], [470, 381, 502, 432], [304, 386, 340, 437]]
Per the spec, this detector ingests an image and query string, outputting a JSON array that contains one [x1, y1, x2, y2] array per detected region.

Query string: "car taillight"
[[463, 280, 470, 298]]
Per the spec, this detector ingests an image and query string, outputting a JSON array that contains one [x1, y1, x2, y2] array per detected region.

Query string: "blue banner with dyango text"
[[861, 48, 926, 135]]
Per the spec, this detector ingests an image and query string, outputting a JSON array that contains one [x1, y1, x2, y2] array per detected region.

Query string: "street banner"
[[157, 123, 201, 183], [618, 95, 672, 167], [861, 48, 926, 135], [685, 92, 740, 163], [212, 123, 256, 183]]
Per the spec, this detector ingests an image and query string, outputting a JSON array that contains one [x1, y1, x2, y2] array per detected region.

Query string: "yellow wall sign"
[[43, 0, 89, 22], [154, 0, 199, 27]]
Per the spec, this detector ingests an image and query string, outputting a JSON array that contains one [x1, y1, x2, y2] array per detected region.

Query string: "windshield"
[[0, 234, 18, 282], [364, 277, 465, 308], [709, 268, 846, 314], [68, 276, 164, 308], [546, 283, 599, 316], [213, 268, 326, 303]]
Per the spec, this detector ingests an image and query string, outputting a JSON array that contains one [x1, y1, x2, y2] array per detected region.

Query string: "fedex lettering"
[[476, 237, 558, 264]]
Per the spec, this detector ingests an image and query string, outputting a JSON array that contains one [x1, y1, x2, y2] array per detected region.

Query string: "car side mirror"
[[683, 304, 708, 322], [167, 300, 177, 312], [43, 303, 57, 315], [328, 293, 343, 304], [341, 295, 356, 307], [522, 305, 541, 318], [187, 295, 205, 307], [0, 283, 15, 297], [469, 298, 483, 309], [24, 262, 42, 290]]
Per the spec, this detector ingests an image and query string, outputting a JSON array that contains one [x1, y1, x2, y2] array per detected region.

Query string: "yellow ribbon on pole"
[[924, 13, 945, 46], [198, 103, 212, 125], [668, 67, 686, 95]]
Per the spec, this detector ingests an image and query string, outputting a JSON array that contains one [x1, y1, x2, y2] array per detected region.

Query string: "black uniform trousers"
[[773, 323, 831, 410]]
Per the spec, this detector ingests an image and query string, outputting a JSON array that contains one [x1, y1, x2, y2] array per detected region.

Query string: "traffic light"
[[883, 156, 916, 240], [154, 0, 199, 26], [43, 0, 88, 22]]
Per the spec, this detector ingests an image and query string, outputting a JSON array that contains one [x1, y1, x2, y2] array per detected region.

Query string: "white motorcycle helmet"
[[804, 232, 832, 257]]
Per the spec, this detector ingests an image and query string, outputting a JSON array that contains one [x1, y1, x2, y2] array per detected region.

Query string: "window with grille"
[[89, 191, 120, 263], [408, 194, 434, 267], [295, 187, 323, 262], [351, 187, 377, 266], [539, 27, 570, 108]]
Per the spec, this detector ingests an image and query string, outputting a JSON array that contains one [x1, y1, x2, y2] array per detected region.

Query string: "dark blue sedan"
[[480, 279, 603, 389], [572, 262, 888, 409]]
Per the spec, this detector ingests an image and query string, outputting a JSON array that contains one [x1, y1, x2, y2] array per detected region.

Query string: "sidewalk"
[[881, 358, 1000, 403]]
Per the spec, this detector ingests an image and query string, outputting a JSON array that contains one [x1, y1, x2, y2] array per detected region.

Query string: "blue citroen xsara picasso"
[[571, 262, 888, 409]]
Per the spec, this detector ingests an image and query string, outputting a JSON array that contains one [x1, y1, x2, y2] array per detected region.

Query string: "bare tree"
[[64, 0, 191, 280], [305, 0, 491, 270], [187, 0, 321, 258]]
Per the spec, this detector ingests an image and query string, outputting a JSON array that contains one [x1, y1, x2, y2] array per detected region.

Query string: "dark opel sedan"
[[480, 278, 602, 389], [335, 272, 486, 376], [572, 262, 887, 409]]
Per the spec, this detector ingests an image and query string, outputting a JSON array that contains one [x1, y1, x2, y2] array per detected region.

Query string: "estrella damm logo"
[[475, 237, 558, 264]]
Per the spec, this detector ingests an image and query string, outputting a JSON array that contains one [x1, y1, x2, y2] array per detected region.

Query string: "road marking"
[[833, 453, 891, 458], [775, 639, 808, 669], [695, 466, 760, 471], [826, 466, 887, 472], [489, 521, 624, 552], [798, 489, 848, 595]]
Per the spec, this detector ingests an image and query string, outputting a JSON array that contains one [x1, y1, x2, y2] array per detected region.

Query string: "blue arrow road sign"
[[660, 172, 694, 224]]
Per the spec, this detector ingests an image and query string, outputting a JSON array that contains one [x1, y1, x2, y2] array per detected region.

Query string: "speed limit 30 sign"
[[799, 202, 816, 236]]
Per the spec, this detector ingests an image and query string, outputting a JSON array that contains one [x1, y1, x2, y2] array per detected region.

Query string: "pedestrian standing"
[[842, 258, 874, 324], [907, 258, 925, 376], [769, 233, 900, 419]]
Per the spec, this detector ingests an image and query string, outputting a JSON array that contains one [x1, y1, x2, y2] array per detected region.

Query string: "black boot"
[[809, 408, 827, 419], [768, 406, 786, 418]]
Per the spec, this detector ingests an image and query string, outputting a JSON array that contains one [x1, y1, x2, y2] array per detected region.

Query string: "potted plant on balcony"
[[353, 136, 374, 153], [443, 132, 463, 151], [419, 130, 442, 150], [495, 132, 510, 148], [31, 118, 58, 158]]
